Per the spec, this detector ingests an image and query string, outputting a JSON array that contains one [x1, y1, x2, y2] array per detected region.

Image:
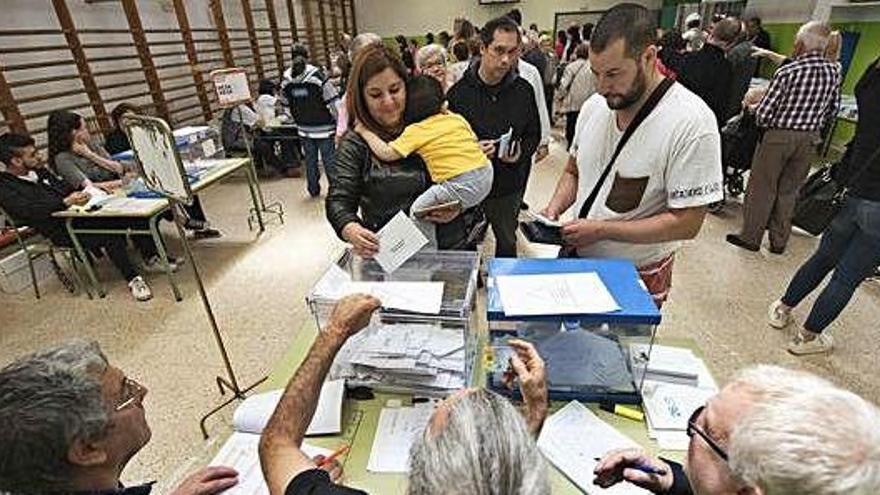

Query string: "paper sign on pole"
[[120, 113, 193, 204], [211, 68, 252, 108]]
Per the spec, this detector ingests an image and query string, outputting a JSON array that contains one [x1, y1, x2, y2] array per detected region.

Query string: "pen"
[[593, 457, 668, 476], [317, 444, 350, 469]]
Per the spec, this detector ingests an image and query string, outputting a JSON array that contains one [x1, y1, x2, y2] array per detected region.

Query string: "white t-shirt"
[[518, 59, 550, 146], [569, 82, 723, 266], [255, 94, 277, 123]]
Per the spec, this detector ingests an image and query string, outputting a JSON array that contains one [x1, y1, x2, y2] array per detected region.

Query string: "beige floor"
[[2, 135, 879, 492]]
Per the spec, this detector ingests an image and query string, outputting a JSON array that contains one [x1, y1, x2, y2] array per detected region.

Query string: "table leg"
[[65, 218, 105, 298], [245, 162, 266, 234], [149, 213, 182, 302]]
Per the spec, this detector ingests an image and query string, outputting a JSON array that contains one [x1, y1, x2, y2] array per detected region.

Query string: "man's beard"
[[605, 64, 647, 110]]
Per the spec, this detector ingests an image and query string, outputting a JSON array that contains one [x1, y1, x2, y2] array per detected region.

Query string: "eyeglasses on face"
[[115, 376, 145, 411], [686, 405, 729, 462]]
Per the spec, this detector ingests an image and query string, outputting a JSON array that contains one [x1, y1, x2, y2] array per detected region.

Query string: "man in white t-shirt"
[[541, 4, 722, 305]]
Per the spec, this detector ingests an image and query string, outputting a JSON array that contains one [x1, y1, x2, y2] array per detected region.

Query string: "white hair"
[[728, 366, 880, 495], [796, 21, 831, 52], [407, 389, 550, 495], [416, 43, 447, 68], [349, 32, 382, 58]]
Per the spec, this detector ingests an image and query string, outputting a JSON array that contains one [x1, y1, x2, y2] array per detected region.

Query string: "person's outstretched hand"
[[169, 466, 239, 495], [504, 339, 548, 434], [593, 449, 673, 493], [327, 293, 381, 339]]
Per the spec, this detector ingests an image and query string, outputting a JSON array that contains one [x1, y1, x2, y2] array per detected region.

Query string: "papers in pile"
[[330, 323, 466, 396], [631, 344, 718, 450], [312, 264, 445, 315]]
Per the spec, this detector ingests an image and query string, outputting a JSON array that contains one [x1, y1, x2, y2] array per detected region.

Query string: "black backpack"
[[283, 68, 334, 127]]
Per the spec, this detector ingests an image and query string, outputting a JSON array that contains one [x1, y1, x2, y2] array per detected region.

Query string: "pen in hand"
[[594, 457, 668, 476], [317, 444, 350, 469]]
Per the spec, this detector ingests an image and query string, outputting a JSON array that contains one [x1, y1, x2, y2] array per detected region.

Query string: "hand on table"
[[327, 294, 381, 340], [593, 449, 673, 493], [169, 466, 239, 495], [63, 191, 90, 207]]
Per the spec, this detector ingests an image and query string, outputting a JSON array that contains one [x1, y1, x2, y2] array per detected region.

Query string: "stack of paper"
[[232, 379, 346, 436], [537, 401, 649, 494], [312, 264, 445, 315], [366, 403, 436, 473], [210, 432, 332, 495], [330, 323, 466, 395], [495, 272, 620, 316], [631, 344, 718, 450]]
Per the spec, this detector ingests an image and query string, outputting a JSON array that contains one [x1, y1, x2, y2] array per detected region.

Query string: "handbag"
[[553, 77, 675, 255], [793, 146, 879, 235]]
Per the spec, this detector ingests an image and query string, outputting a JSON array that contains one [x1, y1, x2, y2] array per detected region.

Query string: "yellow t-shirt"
[[389, 112, 487, 182]]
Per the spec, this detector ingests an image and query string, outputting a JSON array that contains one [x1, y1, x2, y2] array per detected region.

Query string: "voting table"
[[51, 157, 265, 301]]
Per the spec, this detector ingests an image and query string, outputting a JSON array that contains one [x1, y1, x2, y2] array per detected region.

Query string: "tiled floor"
[[2, 135, 878, 491]]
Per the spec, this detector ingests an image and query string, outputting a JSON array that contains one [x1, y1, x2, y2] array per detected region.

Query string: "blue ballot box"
[[486, 257, 661, 404]]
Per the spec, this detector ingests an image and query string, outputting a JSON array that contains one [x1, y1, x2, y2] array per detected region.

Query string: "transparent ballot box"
[[307, 249, 481, 396], [485, 257, 661, 405]]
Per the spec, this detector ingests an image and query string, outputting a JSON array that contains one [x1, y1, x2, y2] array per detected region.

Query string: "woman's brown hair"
[[345, 43, 408, 141]]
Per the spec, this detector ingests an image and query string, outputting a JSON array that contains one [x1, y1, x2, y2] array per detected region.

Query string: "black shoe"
[[769, 245, 786, 255], [193, 228, 222, 239], [184, 218, 207, 231], [726, 234, 759, 252], [520, 201, 530, 211]]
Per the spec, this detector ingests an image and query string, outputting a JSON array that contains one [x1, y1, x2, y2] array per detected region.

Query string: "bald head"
[[796, 21, 831, 53]]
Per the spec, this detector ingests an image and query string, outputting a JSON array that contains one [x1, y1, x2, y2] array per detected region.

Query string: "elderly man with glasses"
[[593, 364, 880, 495], [0, 340, 239, 495]]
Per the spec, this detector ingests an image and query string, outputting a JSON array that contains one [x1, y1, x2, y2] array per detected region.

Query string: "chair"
[[0, 205, 92, 299]]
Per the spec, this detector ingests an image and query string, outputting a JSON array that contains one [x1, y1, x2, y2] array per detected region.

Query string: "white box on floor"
[[0, 248, 53, 294]]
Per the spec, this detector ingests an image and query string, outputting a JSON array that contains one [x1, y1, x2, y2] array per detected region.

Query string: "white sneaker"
[[768, 300, 793, 329], [128, 276, 153, 302], [787, 331, 833, 355], [143, 255, 180, 274]]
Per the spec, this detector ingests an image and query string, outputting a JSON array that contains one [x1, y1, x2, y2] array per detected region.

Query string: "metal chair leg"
[[26, 253, 40, 300]]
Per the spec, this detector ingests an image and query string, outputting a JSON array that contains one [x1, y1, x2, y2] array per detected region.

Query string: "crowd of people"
[[1, 2, 880, 494]]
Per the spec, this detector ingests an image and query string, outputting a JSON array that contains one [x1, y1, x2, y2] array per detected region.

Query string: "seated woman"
[[253, 79, 302, 178], [50, 109, 220, 238], [326, 43, 484, 257]]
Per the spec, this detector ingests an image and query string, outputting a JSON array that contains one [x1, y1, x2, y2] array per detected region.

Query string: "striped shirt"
[[756, 51, 840, 132]]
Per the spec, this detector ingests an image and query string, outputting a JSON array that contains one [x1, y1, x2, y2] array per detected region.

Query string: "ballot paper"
[[312, 264, 445, 315], [210, 432, 332, 495], [80, 185, 112, 210], [495, 272, 620, 316], [496, 126, 514, 158], [641, 381, 715, 431], [537, 401, 650, 494], [366, 403, 436, 473], [375, 211, 428, 273], [330, 323, 466, 395], [232, 379, 346, 436]]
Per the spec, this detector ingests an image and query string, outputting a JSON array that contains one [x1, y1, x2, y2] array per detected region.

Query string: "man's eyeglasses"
[[686, 405, 729, 462], [115, 377, 145, 411]]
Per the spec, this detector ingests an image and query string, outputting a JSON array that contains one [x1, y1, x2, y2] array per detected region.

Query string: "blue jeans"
[[781, 196, 880, 333], [302, 137, 336, 196]]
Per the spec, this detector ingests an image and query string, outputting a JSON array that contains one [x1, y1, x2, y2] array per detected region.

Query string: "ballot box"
[[486, 257, 661, 405], [307, 249, 481, 396]]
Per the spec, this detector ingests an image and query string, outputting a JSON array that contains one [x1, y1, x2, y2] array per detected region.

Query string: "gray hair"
[[0, 339, 110, 493], [796, 21, 831, 52], [416, 44, 448, 69], [407, 389, 550, 495], [349, 32, 382, 59], [728, 365, 880, 495]]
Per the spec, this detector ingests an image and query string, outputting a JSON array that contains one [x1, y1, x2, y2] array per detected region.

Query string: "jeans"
[[410, 165, 493, 248], [781, 197, 880, 333], [302, 137, 336, 196], [483, 189, 524, 257]]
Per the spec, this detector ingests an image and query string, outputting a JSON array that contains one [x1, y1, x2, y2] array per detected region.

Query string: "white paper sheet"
[[495, 272, 620, 316], [82, 185, 111, 209], [232, 379, 346, 436], [537, 401, 650, 494], [210, 432, 332, 495], [374, 211, 428, 273], [312, 264, 445, 314], [640, 381, 715, 431], [366, 404, 435, 473]]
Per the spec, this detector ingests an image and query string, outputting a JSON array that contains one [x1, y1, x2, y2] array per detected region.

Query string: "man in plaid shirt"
[[727, 22, 840, 253]]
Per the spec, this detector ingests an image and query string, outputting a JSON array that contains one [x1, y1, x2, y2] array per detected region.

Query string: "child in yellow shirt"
[[355, 75, 492, 247]]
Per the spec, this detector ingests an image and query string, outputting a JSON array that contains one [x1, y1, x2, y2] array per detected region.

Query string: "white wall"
[[353, 0, 661, 37]]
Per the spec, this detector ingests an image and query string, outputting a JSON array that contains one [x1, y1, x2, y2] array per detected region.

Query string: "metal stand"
[[237, 106, 284, 230], [169, 203, 267, 438]]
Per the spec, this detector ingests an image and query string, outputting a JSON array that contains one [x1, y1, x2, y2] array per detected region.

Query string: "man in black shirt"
[[259, 294, 551, 495], [676, 17, 741, 126], [446, 15, 542, 257], [0, 132, 161, 301], [746, 17, 771, 76]]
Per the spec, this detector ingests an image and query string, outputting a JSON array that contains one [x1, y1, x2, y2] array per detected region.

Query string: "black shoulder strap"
[[578, 77, 675, 219]]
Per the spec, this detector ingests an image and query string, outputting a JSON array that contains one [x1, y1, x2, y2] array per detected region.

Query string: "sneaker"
[[768, 300, 793, 329], [787, 331, 833, 355], [193, 228, 222, 240], [128, 276, 153, 302], [143, 255, 180, 274]]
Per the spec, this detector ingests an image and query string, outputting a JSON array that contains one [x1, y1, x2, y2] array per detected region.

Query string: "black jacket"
[[847, 59, 880, 202], [447, 60, 541, 198], [676, 43, 733, 126], [325, 131, 481, 250], [0, 168, 75, 245]]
